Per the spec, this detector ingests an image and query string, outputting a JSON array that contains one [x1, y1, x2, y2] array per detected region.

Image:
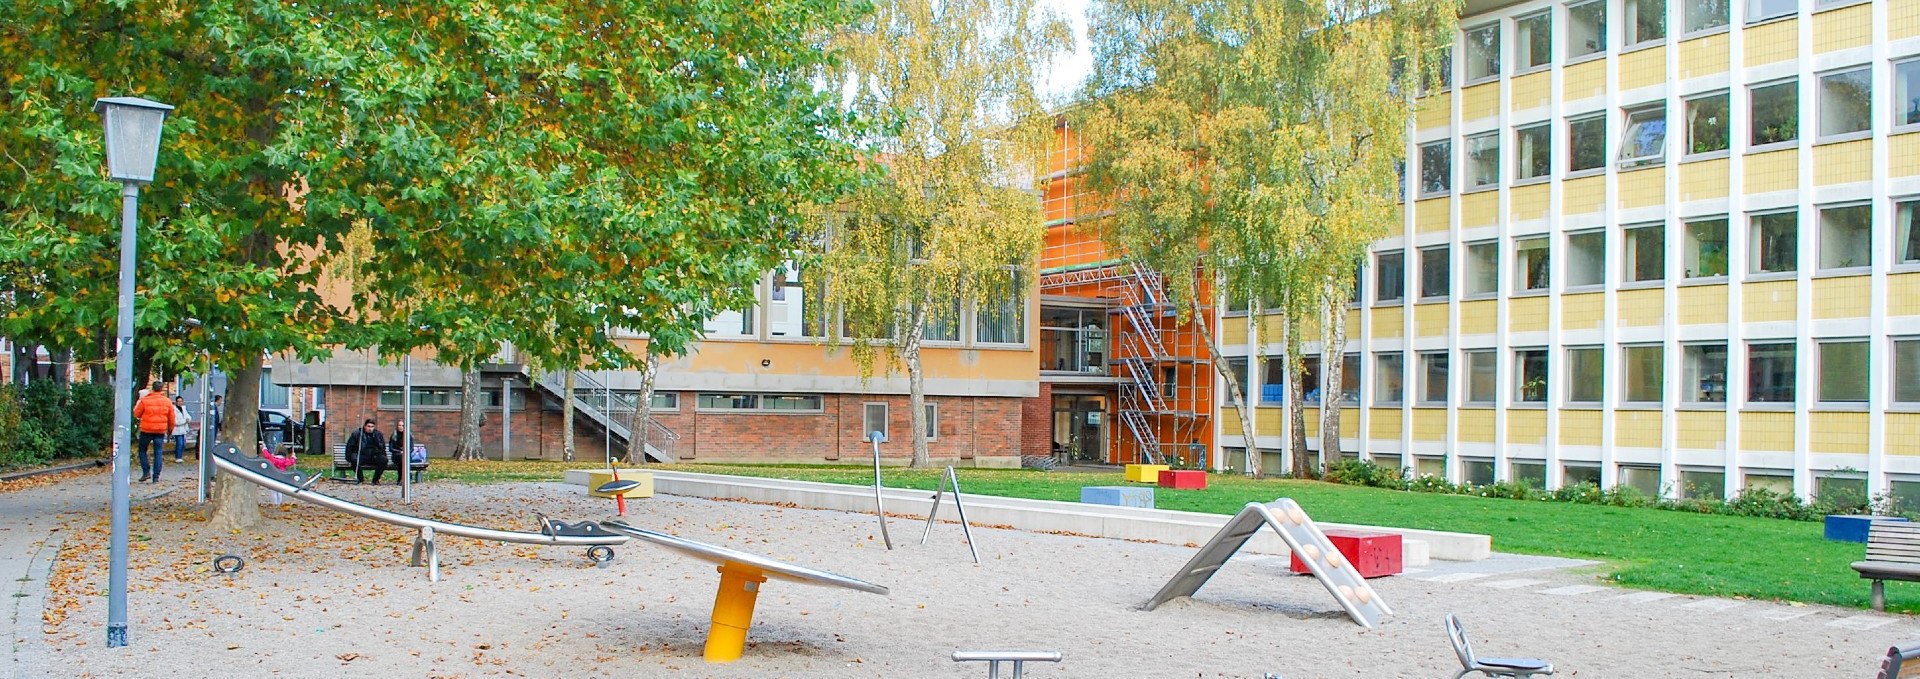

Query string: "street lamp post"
[[95, 95, 173, 650], [402, 355, 413, 504], [185, 318, 211, 504]]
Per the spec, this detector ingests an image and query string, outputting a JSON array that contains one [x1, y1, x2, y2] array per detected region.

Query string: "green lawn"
[[418, 459, 1895, 611]]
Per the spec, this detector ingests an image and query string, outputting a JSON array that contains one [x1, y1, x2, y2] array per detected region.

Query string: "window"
[[703, 299, 755, 337], [1819, 340, 1868, 403], [1624, 345, 1665, 403], [1818, 203, 1871, 271], [1686, 92, 1730, 154], [1684, 344, 1729, 403], [1420, 246, 1450, 299], [1465, 349, 1498, 404], [770, 262, 823, 337], [1567, 346, 1604, 404], [976, 271, 1026, 344], [1340, 353, 1362, 406], [1302, 355, 1324, 405], [1620, 465, 1663, 497], [1420, 141, 1452, 195], [1568, 0, 1608, 59], [1619, 103, 1667, 166], [1351, 263, 1364, 306], [1624, 223, 1665, 283], [924, 403, 939, 440], [1818, 67, 1872, 138], [1626, 0, 1666, 45], [259, 368, 289, 409], [1516, 12, 1552, 70], [1898, 59, 1920, 128], [1162, 366, 1177, 400], [1464, 459, 1497, 486], [863, 402, 888, 441], [1515, 349, 1549, 403], [1565, 464, 1603, 487], [1684, 217, 1730, 278], [1466, 133, 1500, 188], [1681, 470, 1726, 500], [1902, 199, 1920, 266], [651, 392, 680, 410], [699, 393, 824, 412], [378, 389, 458, 408], [1569, 114, 1607, 172], [1515, 236, 1550, 291], [921, 298, 962, 342], [1415, 457, 1447, 478], [1515, 123, 1552, 180], [1749, 211, 1798, 274], [1262, 357, 1288, 404], [1375, 353, 1404, 406], [699, 393, 758, 410], [1897, 339, 1920, 403], [1567, 230, 1606, 287], [1686, 0, 1729, 32], [1748, 342, 1797, 403], [763, 394, 823, 410], [1513, 462, 1548, 489], [1419, 46, 1453, 95], [1421, 352, 1450, 405], [1464, 23, 1501, 82], [1466, 241, 1499, 295], [477, 389, 528, 409], [1746, 0, 1796, 23], [1750, 80, 1799, 147], [1376, 250, 1406, 303]]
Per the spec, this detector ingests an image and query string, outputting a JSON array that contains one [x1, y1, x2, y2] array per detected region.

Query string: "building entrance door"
[[1052, 394, 1108, 465]]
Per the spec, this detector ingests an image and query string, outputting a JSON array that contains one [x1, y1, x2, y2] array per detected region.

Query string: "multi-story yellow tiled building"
[[1218, 0, 1920, 502]]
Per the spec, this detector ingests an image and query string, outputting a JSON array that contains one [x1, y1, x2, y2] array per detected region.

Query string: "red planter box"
[[1157, 469, 1207, 490], [1289, 530, 1402, 578]]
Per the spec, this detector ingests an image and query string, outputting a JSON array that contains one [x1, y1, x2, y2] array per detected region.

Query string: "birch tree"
[[1080, 0, 1455, 477], [821, 0, 1071, 468]]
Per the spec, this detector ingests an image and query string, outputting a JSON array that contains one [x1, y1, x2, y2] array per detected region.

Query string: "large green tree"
[[820, 0, 1069, 467], [1079, 0, 1455, 477], [2, 1, 868, 525]]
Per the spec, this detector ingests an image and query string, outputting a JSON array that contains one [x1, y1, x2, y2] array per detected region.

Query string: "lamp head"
[[93, 96, 174, 184]]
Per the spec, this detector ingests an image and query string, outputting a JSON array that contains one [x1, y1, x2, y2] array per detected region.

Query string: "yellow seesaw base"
[[703, 562, 769, 663]]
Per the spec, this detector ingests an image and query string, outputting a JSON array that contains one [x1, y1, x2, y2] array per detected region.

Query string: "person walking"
[[132, 383, 175, 483], [342, 418, 388, 485], [387, 420, 409, 484], [170, 395, 192, 463], [209, 394, 224, 438]]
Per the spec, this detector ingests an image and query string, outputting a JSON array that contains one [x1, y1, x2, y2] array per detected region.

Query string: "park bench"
[[1876, 641, 1920, 679], [330, 443, 429, 484], [1852, 521, 1920, 611]]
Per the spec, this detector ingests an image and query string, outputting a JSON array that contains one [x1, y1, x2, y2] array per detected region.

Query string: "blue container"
[[1080, 485, 1155, 509], [1825, 514, 1907, 542]]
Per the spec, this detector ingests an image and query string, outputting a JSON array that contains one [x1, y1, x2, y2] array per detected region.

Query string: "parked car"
[[259, 409, 307, 453]]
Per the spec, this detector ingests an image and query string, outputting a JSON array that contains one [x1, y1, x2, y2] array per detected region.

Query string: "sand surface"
[[28, 477, 1919, 678]]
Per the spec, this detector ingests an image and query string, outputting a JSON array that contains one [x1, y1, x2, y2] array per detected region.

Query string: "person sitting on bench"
[[343, 418, 389, 485], [387, 420, 410, 479]]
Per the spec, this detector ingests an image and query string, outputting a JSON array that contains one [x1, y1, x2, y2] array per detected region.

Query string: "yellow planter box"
[[587, 471, 654, 499], [1125, 464, 1171, 483]]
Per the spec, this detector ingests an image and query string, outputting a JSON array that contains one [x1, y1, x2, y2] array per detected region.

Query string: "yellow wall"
[[1679, 285, 1729, 325], [1339, 407, 1359, 439], [1740, 411, 1796, 452], [1511, 72, 1550, 112], [1412, 409, 1447, 441], [1618, 167, 1666, 209], [1460, 300, 1497, 336], [1890, 413, 1920, 455], [1416, 197, 1452, 234], [1371, 306, 1404, 339], [1743, 279, 1797, 323], [1415, 303, 1448, 337], [1677, 410, 1727, 450], [1563, 60, 1606, 102], [1559, 409, 1602, 446], [1461, 82, 1499, 122], [1898, 0, 1920, 40], [1895, 133, 1920, 177], [1813, 276, 1872, 319], [1679, 33, 1730, 80], [1459, 409, 1496, 443], [1510, 296, 1549, 333], [1744, 19, 1799, 67], [1303, 407, 1321, 438], [1679, 157, 1730, 202], [1562, 293, 1603, 331], [1510, 183, 1550, 223], [1813, 4, 1873, 53], [1617, 288, 1664, 327], [1254, 407, 1284, 437], [1615, 410, 1663, 448], [1220, 407, 1242, 435], [1618, 45, 1666, 91], [1417, 91, 1453, 131], [1814, 140, 1873, 186], [1893, 274, 1920, 317], [1369, 408, 1403, 440], [1508, 409, 1548, 445], [686, 338, 1036, 384], [1562, 175, 1605, 215], [1461, 191, 1498, 230], [1745, 149, 1798, 194], [1810, 411, 1869, 454]]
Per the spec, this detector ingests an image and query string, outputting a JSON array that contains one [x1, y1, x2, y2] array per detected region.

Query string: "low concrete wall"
[[607, 471, 1493, 564]]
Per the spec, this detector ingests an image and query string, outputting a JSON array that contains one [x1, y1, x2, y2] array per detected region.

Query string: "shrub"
[[1473, 481, 1539, 501], [1323, 458, 1405, 490], [0, 382, 113, 469], [1550, 482, 1605, 505], [1722, 487, 1820, 521], [1405, 474, 1461, 494]]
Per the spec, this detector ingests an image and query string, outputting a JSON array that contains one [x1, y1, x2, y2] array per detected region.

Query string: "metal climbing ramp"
[[1144, 499, 1392, 628]]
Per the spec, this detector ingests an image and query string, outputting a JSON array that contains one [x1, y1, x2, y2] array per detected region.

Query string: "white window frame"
[[1623, 222, 1666, 284], [1375, 352, 1405, 406], [1420, 351, 1451, 406], [1515, 236, 1552, 292], [1376, 250, 1407, 304], [1684, 90, 1732, 157], [1566, 345, 1605, 405], [1895, 57, 1920, 132], [1749, 78, 1800, 149], [863, 402, 889, 442], [924, 403, 939, 441], [1465, 132, 1501, 189], [1748, 210, 1799, 276], [1895, 337, 1920, 404], [1568, 113, 1608, 174], [1465, 240, 1500, 298], [1463, 349, 1499, 405], [1420, 140, 1453, 197], [1746, 0, 1797, 24], [1514, 122, 1553, 182], [1567, 0, 1610, 61], [1684, 216, 1732, 279], [1683, 0, 1730, 35], [1624, 0, 1667, 47], [1816, 202, 1872, 273], [1515, 11, 1553, 73], [1463, 22, 1503, 84], [1898, 197, 1920, 268], [1565, 229, 1607, 289], [1622, 344, 1666, 405], [1683, 342, 1731, 406], [1420, 245, 1451, 300], [1618, 102, 1668, 167], [1816, 65, 1874, 142], [1515, 347, 1550, 404], [1817, 338, 1870, 405]]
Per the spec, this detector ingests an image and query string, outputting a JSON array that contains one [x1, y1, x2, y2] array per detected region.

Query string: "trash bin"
[[303, 410, 325, 457]]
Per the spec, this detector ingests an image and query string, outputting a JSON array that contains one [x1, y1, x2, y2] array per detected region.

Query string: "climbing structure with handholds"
[[1144, 498, 1392, 628]]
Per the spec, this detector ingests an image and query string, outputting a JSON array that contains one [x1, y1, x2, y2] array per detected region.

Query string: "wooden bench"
[[1875, 641, 1920, 679], [330, 443, 429, 483], [1852, 521, 1920, 611]]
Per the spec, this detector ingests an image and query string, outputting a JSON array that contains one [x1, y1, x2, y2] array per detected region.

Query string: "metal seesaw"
[[207, 443, 626, 581]]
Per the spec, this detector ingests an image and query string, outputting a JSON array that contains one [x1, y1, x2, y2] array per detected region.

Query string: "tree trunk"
[[1288, 314, 1311, 478], [904, 303, 930, 469], [1197, 316, 1259, 477], [560, 370, 575, 462], [625, 352, 659, 464], [453, 369, 485, 460], [1319, 300, 1347, 476], [204, 353, 263, 532]]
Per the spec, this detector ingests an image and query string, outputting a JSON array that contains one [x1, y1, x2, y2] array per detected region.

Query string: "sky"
[[1037, 0, 1096, 106]]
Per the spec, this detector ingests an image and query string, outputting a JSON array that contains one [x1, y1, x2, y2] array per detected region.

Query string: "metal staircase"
[[1114, 262, 1175, 464], [532, 369, 678, 463]]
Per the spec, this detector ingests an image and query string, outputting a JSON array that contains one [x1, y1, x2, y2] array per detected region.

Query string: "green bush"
[[0, 382, 112, 470], [1322, 458, 1405, 489]]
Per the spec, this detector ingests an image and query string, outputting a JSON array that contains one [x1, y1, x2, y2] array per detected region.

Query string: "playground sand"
[[32, 477, 1910, 678]]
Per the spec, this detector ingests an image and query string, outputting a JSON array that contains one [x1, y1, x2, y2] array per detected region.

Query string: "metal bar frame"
[[870, 433, 892, 549], [919, 466, 981, 564]]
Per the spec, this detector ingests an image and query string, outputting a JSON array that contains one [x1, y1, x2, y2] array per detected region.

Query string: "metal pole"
[[106, 183, 139, 648], [949, 466, 981, 565], [196, 353, 210, 504], [602, 368, 611, 463], [402, 355, 413, 504], [870, 433, 891, 549]]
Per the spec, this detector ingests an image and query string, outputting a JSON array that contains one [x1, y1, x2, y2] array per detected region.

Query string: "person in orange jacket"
[[132, 382, 176, 483]]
